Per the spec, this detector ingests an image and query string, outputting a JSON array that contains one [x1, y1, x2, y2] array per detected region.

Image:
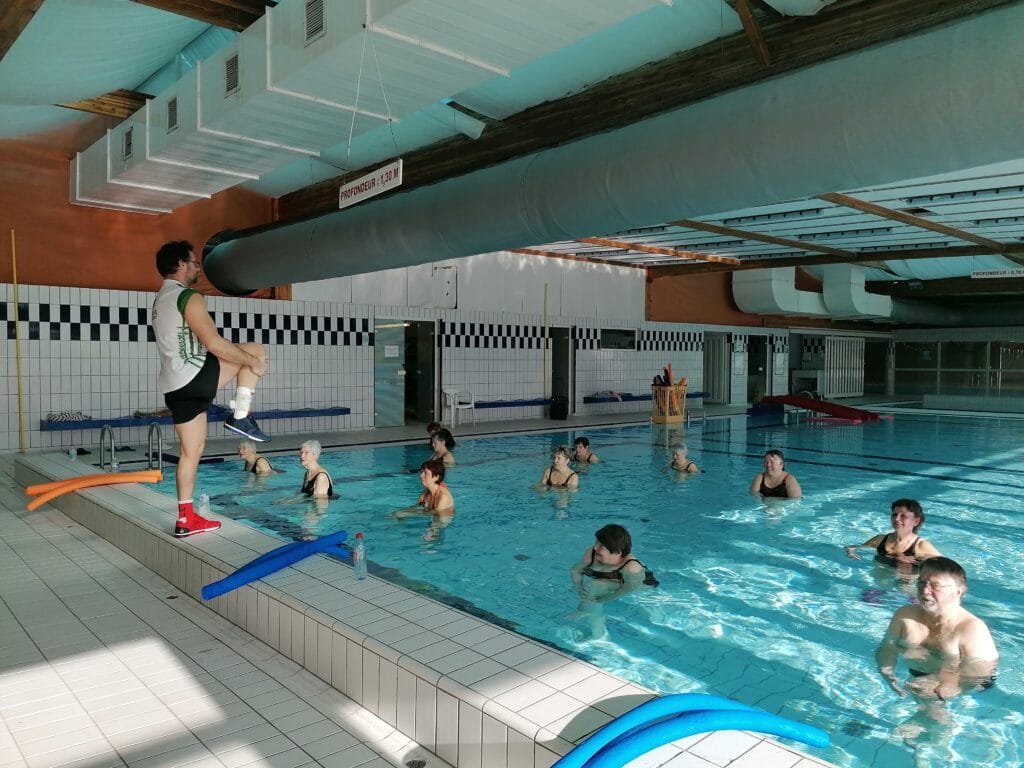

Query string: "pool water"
[[157, 415, 1023, 768]]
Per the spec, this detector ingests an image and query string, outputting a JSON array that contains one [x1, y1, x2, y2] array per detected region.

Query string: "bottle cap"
[[355, 532, 363, 539]]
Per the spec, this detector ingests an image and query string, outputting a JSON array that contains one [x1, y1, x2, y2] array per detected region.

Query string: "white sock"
[[232, 387, 254, 419]]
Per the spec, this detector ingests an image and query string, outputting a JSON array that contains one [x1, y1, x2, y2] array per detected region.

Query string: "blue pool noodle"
[[201, 530, 349, 601], [552, 694, 828, 768]]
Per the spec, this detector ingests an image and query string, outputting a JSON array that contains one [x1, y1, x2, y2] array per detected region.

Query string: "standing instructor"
[[152, 241, 270, 537]]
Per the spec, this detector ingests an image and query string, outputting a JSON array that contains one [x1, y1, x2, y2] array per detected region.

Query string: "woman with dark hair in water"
[[430, 428, 457, 467], [749, 449, 801, 498]]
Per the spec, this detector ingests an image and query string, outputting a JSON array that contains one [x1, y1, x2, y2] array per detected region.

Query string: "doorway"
[[550, 327, 571, 415], [374, 320, 407, 428], [404, 321, 437, 424], [703, 332, 729, 404], [747, 335, 768, 402]]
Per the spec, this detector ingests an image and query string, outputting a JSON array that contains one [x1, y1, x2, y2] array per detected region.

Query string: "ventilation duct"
[[203, 4, 1024, 295], [762, 0, 839, 16], [732, 268, 828, 317], [70, 0, 665, 212]]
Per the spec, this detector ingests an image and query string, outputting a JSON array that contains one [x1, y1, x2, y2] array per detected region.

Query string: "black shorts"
[[164, 354, 220, 424]]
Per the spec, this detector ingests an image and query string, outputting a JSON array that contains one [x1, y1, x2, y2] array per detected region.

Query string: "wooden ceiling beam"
[[0, 0, 45, 64], [129, 0, 267, 31], [57, 89, 151, 120], [650, 242, 1024, 277], [735, 0, 772, 66], [819, 191, 1024, 268], [277, 0, 1018, 224], [670, 217, 855, 258], [577, 237, 741, 265], [511, 247, 646, 270]]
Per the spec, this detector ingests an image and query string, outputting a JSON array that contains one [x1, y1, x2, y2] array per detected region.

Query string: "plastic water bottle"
[[198, 489, 211, 516], [353, 533, 367, 580], [67, 445, 77, 461]]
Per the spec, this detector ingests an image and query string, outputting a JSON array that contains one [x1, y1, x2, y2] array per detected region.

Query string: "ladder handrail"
[[98, 425, 116, 471], [147, 423, 164, 472]]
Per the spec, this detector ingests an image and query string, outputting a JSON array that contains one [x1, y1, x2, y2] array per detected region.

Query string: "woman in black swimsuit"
[[669, 444, 701, 474], [299, 440, 334, 498], [540, 446, 579, 489], [569, 524, 655, 637], [749, 449, 801, 498], [238, 439, 274, 475], [846, 498, 941, 564]]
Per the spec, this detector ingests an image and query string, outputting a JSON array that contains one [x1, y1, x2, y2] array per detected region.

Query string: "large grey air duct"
[[205, 4, 1024, 295]]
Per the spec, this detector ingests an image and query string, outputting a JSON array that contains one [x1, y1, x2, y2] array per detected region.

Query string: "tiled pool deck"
[[2, 412, 838, 768]]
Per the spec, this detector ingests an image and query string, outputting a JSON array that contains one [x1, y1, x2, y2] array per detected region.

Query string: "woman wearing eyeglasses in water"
[[875, 557, 998, 702], [845, 499, 942, 566]]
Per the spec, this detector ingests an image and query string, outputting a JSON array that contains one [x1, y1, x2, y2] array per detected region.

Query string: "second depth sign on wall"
[[339, 159, 403, 210]]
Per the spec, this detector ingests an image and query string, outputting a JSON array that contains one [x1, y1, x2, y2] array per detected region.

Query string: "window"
[[122, 127, 133, 160], [601, 329, 635, 350]]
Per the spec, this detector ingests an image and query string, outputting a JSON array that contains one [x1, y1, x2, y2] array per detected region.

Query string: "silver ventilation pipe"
[[204, 4, 1024, 295]]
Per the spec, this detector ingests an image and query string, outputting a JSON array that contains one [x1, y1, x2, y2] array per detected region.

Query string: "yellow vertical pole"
[[10, 229, 27, 452]]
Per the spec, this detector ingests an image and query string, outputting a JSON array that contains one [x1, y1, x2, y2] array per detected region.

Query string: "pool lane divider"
[[552, 693, 829, 768], [201, 530, 350, 601], [24, 470, 164, 511]]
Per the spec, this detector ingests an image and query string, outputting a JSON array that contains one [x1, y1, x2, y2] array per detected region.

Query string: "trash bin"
[[549, 395, 569, 420]]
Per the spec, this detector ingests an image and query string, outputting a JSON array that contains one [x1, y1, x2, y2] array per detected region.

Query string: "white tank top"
[[152, 279, 208, 393]]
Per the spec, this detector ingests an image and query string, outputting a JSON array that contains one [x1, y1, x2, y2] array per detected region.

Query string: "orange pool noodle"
[[26, 471, 163, 511]]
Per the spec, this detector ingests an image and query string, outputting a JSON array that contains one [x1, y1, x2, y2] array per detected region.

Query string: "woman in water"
[[238, 439, 275, 475], [430, 428, 457, 467], [749, 448, 801, 498], [299, 440, 335, 499], [569, 524, 655, 638], [395, 458, 454, 541], [540, 446, 579, 489], [846, 499, 941, 565], [573, 436, 600, 464], [669, 444, 701, 474]]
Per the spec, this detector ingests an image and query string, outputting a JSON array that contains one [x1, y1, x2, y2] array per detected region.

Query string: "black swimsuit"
[[245, 457, 273, 474], [546, 468, 577, 488], [301, 472, 334, 497], [875, 534, 920, 563], [759, 473, 791, 498], [581, 550, 659, 586]]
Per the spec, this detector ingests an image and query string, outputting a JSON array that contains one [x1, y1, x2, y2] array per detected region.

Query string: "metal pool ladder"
[[147, 422, 163, 472], [99, 425, 116, 471]]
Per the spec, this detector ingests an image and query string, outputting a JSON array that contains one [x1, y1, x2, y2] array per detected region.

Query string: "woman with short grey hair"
[[238, 439, 275, 475]]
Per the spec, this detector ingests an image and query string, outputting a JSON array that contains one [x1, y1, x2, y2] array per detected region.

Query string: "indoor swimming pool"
[[155, 415, 1023, 768]]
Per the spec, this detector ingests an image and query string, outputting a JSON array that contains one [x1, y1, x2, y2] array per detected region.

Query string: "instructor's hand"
[[249, 352, 269, 377]]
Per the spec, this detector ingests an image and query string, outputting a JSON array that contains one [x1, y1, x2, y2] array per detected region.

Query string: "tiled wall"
[[574, 324, 705, 415], [0, 283, 374, 452]]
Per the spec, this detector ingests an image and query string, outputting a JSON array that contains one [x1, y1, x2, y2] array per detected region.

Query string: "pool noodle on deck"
[[201, 530, 349, 600]]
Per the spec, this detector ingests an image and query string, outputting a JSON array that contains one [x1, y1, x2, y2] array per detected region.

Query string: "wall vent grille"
[[305, 0, 325, 43], [167, 97, 178, 132], [225, 54, 240, 96]]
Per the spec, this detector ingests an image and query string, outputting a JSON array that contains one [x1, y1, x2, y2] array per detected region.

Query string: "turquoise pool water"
[[156, 414, 1023, 768]]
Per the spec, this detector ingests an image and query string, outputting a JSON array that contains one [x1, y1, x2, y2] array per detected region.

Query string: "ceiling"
[[4, 0, 1024, 307]]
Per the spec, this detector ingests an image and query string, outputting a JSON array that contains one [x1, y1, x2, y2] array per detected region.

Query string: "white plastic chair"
[[442, 387, 475, 427]]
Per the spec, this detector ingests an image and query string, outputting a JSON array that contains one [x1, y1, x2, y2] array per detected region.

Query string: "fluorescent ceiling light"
[[721, 207, 824, 226], [797, 227, 893, 241], [902, 185, 1024, 205]]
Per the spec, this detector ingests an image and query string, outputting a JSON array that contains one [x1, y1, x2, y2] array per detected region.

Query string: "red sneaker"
[[174, 513, 222, 538]]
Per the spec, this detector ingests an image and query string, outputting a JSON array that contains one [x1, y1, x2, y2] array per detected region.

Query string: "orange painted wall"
[[0, 138, 275, 296], [647, 271, 836, 329]]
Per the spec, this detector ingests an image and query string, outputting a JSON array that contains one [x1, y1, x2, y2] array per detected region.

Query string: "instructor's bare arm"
[[183, 294, 267, 374]]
